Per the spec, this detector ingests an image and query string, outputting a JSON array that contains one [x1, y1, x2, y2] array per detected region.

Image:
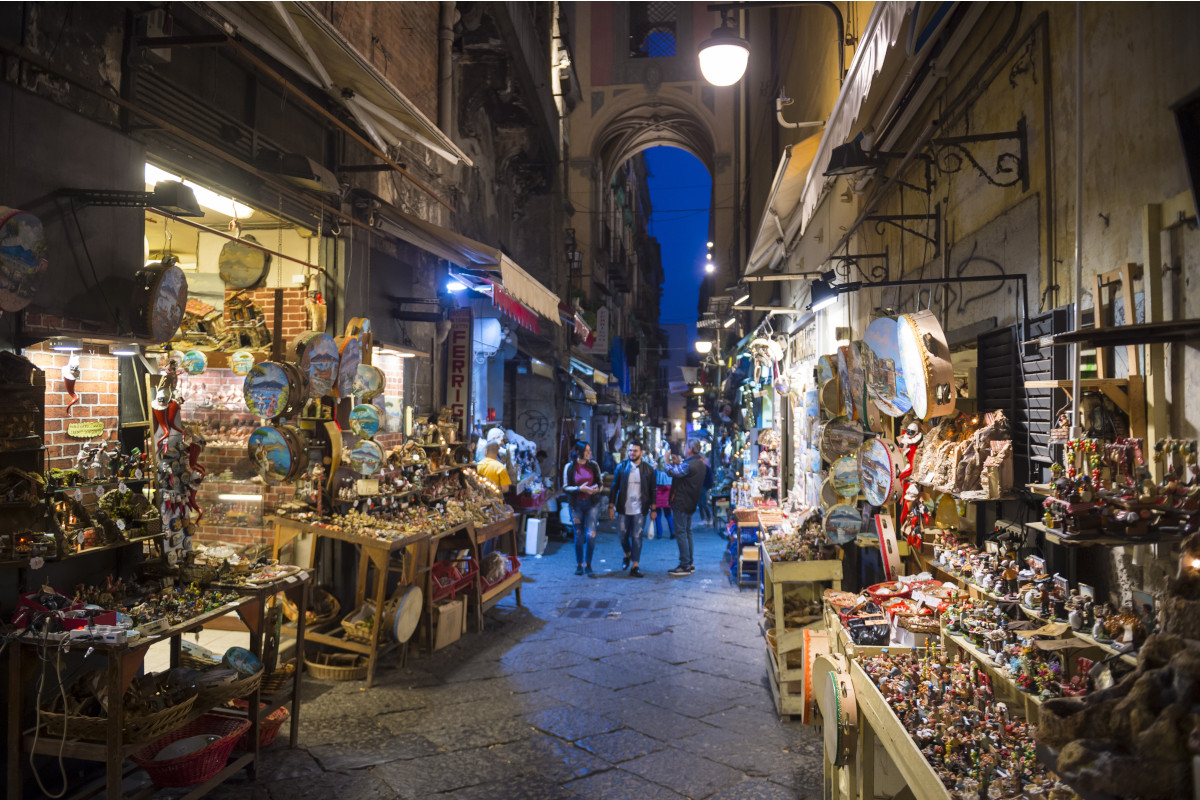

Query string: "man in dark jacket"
[[662, 438, 707, 576], [608, 441, 656, 577]]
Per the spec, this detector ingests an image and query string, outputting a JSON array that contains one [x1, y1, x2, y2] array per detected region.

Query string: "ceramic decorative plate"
[[0, 207, 49, 312], [336, 337, 362, 398], [248, 426, 294, 483], [824, 503, 862, 544], [244, 362, 292, 418], [349, 404, 381, 439], [230, 350, 255, 376], [346, 438, 385, 476], [830, 456, 860, 498], [181, 350, 207, 376], [291, 332, 339, 399], [863, 316, 912, 417], [353, 364, 385, 400]]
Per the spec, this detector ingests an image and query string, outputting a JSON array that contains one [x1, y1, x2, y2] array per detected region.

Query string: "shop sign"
[[66, 420, 105, 439], [584, 306, 609, 354], [444, 307, 473, 439]]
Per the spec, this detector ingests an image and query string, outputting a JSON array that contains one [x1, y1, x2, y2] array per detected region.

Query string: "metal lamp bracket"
[[830, 250, 890, 283], [864, 202, 941, 253], [930, 115, 1029, 191]]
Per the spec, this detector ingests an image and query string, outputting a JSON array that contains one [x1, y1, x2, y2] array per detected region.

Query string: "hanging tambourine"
[[837, 343, 867, 421], [857, 437, 906, 506], [248, 425, 307, 483], [863, 316, 912, 417], [181, 350, 207, 376], [353, 364, 385, 401], [814, 653, 859, 767], [824, 503, 861, 544], [819, 416, 865, 464], [290, 331, 340, 399], [345, 438, 385, 476], [819, 476, 840, 509], [229, 350, 255, 376], [349, 404, 381, 439], [819, 378, 842, 418], [244, 361, 297, 419], [335, 336, 362, 398], [132, 260, 188, 343], [830, 456, 860, 499], [817, 354, 837, 386], [217, 234, 270, 289], [0, 208, 49, 312], [897, 310, 956, 420], [801, 629, 831, 725]]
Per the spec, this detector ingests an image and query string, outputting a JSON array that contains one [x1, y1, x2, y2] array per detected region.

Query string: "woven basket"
[[195, 669, 262, 711], [180, 651, 223, 672], [260, 660, 296, 695], [131, 713, 250, 788], [281, 587, 340, 626], [340, 594, 401, 644], [42, 694, 196, 745], [230, 701, 290, 750], [304, 652, 368, 681]]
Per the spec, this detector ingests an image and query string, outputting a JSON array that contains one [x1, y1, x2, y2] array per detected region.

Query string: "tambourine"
[[0, 207, 49, 312], [181, 350, 207, 375], [801, 629, 830, 725], [229, 350, 255, 376], [819, 378, 842, 418], [836, 343, 866, 420], [132, 260, 188, 343], [392, 585, 422, 643], [345, 438, 385, 476], [349, 404, 382, 439], [819, 477, 839, 509], [897, 310, 956, 419], [824, 503, 861, 544], [819, 416, 865, 464], [248, 425, 307, 483], [336, 336, 362, 398], [875, 513, 903, 581], [353, 364, 385, 401], [817, 354, 837, 386], [244, 361, 304, 419], [814, 653, 858, 766], [857, 437, 906, 506], [830, 456, 860, 499], [290, 332, 340, 399], [217, 234, 270, 289], [863, 316, 912, 417]]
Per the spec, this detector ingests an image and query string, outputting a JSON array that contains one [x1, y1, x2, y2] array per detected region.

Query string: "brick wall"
[[225, 287, 310, 349], [26, 345, 122, 472], [325, 2, 440, 122]]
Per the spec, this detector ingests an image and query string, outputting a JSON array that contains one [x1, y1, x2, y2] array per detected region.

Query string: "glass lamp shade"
[[698, 30, 750, 86]]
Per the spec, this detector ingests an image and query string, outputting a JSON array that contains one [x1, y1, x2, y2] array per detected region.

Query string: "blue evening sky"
[[643, 146, 711, 347]]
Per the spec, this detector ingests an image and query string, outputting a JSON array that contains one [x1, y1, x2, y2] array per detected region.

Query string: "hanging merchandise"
[[132, 258, 188, 344], [349, 404, 382, 439], [229, 349, 255, 376], [61, 354, 81, 416], [244, 362, 300, 419], [857, 437, 906, 506], [0, 207, 49, 312], [181, 350, 208, 376], [819, 416, 865, 464], [248, 425, 306, 483], [836, 343, 866, 421], [345, 438, 385, 476], [336, 334, 362, 399], [862, 316, 912, 417], [824, 503, 861, 544], [830, 456, 860, 498], [353, 364, 385, 401], [896, 310, 955, 420], [150, 361, 205, 563], [217, 234, 271, 289], [290, 332, 340, 399]]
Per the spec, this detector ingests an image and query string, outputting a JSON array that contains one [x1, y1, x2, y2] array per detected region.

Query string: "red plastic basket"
[[430, 557, 477, 602], [479, 553, 521, 593], [131, 714, 251, 788], [229, 700, 290, 750]]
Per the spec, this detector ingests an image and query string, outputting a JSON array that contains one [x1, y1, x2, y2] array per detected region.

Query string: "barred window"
[[629, 2, 677, 58]]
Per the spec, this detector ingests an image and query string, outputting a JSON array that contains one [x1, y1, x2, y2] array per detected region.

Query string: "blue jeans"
[[572, 498, 600, 566], [618, 513, 645, 564], [674, 510, 694, 569], [645, 508, 673, 539]]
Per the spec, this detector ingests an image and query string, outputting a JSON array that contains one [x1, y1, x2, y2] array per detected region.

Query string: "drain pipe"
[[1070, 3, 1083, 439], [438, 2, 455, 134]]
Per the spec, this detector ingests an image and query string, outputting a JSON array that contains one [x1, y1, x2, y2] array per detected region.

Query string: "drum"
[[817, 354, 837, 386], [346, 438, 385, 476], [181, 350, 207, 375], [336, 336, 362, 398], [875, 513, 903, 581], [392, 585, 423, 643], [217, 235, 270, 289], [819, 477, 839, 509], [863, 316, 912, 417], [353, 364, 386, 401], [824, 503, 861, 544], [801, 629, 830, 726], [837, 343, 866, 420], [229, 350, 255, 376], [830, 456, 860, 499], [0, 208, 49, 312], [897, 310, 956, 419], [814, 653, 858, 766], [244, 361, 299, 419], [290, 332, 340, 399], [857, 437, 906, 506], [819, 378, 841, 417], [819, 416, 865, 464], [248, 425, 307, 483], [349, 404, 382, 439], [132, 261, 188, 343]]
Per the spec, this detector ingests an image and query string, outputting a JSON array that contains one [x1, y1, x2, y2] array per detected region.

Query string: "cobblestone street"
[[153, 518, 821, 799]]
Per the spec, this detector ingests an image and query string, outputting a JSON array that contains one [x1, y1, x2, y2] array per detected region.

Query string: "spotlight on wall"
[[695, 340, 713, 354], [692, 386, 704, 395], [707, 241, 714, 248], [698, 11, 750, 87], [109, 343, 140, 357], [734, 288, 751, 306], [51, 338, 83, 352], [723, 316, 737, 329], [808, 278, 839, 312], [446, 279, 467, 292], [691, 410, 702, 419]]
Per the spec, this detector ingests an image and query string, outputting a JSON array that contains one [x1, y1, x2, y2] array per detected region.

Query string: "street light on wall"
[[698, 10, 750, 87], [695, 340, 714, 354]]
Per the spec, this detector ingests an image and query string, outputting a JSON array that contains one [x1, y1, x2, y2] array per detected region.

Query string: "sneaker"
[[585, 566, 597, 578], [668, 566, 691, 577], [621, 556, 631, 570], [686, 565, 696, 573], [629, 567, 644, 578], [575, 566, 585, 576]]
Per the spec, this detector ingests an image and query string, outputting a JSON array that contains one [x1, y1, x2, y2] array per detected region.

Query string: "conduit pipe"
[[438, 3, 455, 134], [1070, 3, 1083, 438]]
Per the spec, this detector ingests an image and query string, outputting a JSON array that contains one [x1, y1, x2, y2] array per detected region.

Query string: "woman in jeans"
[[562, 443, 603, 577]]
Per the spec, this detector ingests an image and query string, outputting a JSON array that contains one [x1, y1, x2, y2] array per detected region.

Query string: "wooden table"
[[6, 573, 308, 800], [270, 516, 428, 688], [472, 517, 523, 617]]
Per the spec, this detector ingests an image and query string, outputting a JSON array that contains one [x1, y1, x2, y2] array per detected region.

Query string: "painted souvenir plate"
[[817, 354, 837, 386], [346, 438, 385, 476], [819, 476, 839, 509], [392, 585, 423, 644], [134, 262, 188, 343], [818, 416, 865, 464], [0, 207, 49, 312], [221, 646, 263, 678], [824, 503, 862, 545], [217, 235, 270, 290], [244, 362, 292, 419], [830, 456, 860, 498], [837, 343, 867, 420], [248, 426, 294, 483], [230, 350, 255, 376], [181, 350, 207, 376], [863, 316, 912, 417], [858, 437, 905, 507], [349, 404, 381, 439], [897, 310, 956, 420], [336, 337, 361, 398], [291, 332, 339, 399], [353, 363, 385, 400]]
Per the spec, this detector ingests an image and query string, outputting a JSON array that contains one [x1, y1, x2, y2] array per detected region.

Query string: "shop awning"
[[373, 204, 561, 326], [746, 137, 821, 274], [209, 2, 471, 166], [569, 374, 597, 405]]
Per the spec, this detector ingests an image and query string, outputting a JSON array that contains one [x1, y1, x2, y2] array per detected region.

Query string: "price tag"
[[76, 531, 86, 545], [116, 519, 126, 531], [118, 482, 129, 494], [135, 469, 144, 480], [73, 489, 83, 503]]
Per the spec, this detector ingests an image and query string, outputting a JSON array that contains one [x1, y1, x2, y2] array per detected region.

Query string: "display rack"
[[471, 517, 523, 616]]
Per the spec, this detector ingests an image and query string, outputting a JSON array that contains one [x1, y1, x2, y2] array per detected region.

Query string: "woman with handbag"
[[562, 442, 603, 577]]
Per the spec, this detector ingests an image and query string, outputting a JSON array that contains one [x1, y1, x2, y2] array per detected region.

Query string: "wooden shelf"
[[1024, 519, 1180, 548], [480, 570, 522, 607], [1023, 377, 1146, 440]]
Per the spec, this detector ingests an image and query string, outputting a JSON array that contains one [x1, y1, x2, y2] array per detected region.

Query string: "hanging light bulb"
[[698, 12, 750, 87]]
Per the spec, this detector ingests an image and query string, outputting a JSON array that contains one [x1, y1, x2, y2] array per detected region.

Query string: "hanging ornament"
[[62, 354, 82, 416]]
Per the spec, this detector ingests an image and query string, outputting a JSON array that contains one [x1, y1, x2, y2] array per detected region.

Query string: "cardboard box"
[[432, 597, 465, 651]]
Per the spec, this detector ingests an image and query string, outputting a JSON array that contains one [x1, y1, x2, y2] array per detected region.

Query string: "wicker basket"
[[340, 593, 402, 644], [260, 660, 296, 695], [180, 651, 223, 672], [195, 669, 262, 710], [230, 701, 290, 750], [304, 652, 368, 681], [281, 587, 340, 627], [131, 713, 250, 788], [42, 694, 197, 745]]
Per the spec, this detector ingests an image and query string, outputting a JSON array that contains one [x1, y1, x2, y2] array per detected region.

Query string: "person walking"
[[607, 440, 656, 578], [662, 439, 708, 576], [562, 442, 603, 577]]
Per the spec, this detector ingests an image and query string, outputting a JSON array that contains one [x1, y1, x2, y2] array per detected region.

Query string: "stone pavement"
[[147, 516, 823, 799]]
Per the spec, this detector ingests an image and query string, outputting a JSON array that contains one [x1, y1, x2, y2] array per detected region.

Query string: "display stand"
[[471, 517, 523, 616], [5, 573, 309, 800], [421, 522, 476, 651], [270, 516, 428, 688]]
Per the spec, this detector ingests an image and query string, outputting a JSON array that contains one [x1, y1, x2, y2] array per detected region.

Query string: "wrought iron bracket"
[[864, 203, 941, 252], [930, 115, 1029, 191], [830, 249, 890, 283]]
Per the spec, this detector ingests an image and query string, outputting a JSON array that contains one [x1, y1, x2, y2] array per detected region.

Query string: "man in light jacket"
[[662, 438, 707, 576], [608, 441, 656, 578]]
